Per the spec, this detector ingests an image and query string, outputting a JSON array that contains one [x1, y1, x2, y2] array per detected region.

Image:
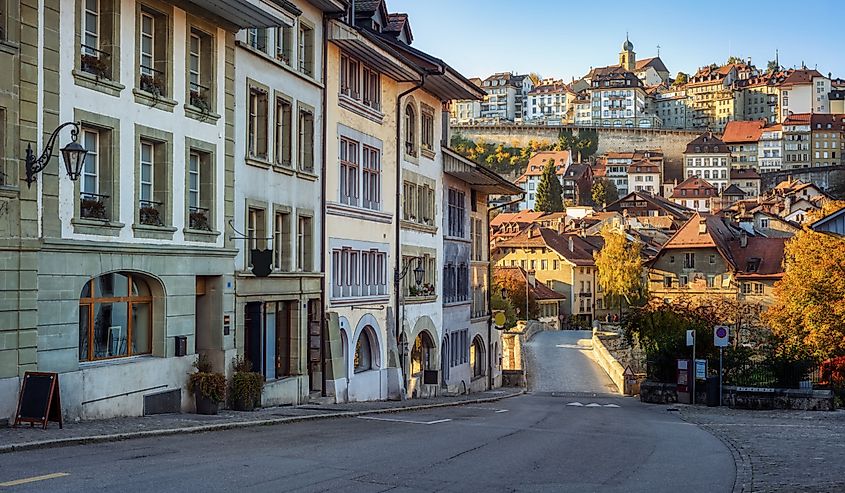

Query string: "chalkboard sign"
[[423, 370, 439, 385], [14, 371, 63, 429]]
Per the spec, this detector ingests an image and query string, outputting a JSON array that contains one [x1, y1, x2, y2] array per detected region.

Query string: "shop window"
[[79, 273, 153, 362], [410, 331, 435, 376]]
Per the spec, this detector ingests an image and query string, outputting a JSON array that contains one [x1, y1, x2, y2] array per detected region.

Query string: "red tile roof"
[[685, 132, 730, 154], [729, 237, 786, 280], [722, 120, 767, 144], [496, 226, 603, 266], [730, 169, 761, 180], [494, 267, 566, 300], [490, 210, 545, 228], [670, 177, 717, 199], [779, 69, 824, 87]]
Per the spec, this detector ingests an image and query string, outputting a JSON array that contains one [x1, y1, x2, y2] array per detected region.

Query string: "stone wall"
[[592, 331, 624, 395], [452, 124, 701, 164], [640, 381, 835, 410]]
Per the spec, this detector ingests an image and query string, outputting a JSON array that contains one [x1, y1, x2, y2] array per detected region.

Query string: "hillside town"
[[1, 1, 845, 492]]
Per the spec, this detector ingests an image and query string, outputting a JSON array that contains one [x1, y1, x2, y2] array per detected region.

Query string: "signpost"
[[686, 330, 696, 404], [714, 325, 730, 406]]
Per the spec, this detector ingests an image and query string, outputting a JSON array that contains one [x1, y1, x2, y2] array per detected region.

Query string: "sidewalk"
[[679, 405, 845, 493], [0, 388, 522, 454]]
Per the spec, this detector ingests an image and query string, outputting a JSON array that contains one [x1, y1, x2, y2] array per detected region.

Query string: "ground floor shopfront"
[[0, 239, 236, 422], [234, 273, 322, 406]]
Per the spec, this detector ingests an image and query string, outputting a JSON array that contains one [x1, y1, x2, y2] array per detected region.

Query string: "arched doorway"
[[353, 325, 379, 373], [79, 272, 155, 361], [410, 330, 435, 377], [470, 335, 486, 379]]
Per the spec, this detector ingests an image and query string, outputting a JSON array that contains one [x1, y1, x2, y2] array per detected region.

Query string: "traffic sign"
[[695, 359, 707, 379], [714, 325, 730, 347], [493, 311, 506, 328]]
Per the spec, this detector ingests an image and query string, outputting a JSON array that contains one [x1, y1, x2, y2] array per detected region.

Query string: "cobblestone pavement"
[[680, 406, 845, 492], [0, 389, 521, 452], [524, 329, 619, 394]]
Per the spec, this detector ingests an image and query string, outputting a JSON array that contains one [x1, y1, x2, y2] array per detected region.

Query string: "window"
[[447, 188, 466, 237], [443, 263, 469, 303], [709, 254, 716, 265], [273, 211, 291, 271], [470, 336, 485, 378], [276, 24, 292, 65], [339, 137, 359, 206], [683, 252, 695, 269], [246, 28, 267, 53], [403, 254, 436, 298], [275, 96, 292, 166], [354, 327, 379, 373], [471, 218, 484, 261], [340, 54, 360, 99], [663, 275, 672, 288], [297, 215, 313, 272], [297, 23, 314, 77], [187, 28, 213, 110], [362, 65, 380, 111], [706, 275, 715, 288], [298, 105, 314, 172], [79, 129, 102, 217], [138, 140, 166, 225], [244, 301, 299, 380], [247, 206, 266, 268], [362, 146, 381, 210], [248, 86, 268, 159], [79, 273, 152, 361], [679, 275, 688, 287], [421, 105, 434, 152], [331, 247, 388, 299], [404, 104, 416, 156], [138, 6, 168, 96]]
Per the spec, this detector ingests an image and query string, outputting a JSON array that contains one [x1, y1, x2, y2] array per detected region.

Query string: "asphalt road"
[[0, 330, 735, 492]]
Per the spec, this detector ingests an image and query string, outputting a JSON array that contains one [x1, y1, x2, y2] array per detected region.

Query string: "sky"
[[387, 0, 843, 81]]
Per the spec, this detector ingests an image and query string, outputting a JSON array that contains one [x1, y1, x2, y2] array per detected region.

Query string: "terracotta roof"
[[528, 82, 568, 95], [779, 69, 824, 87], [605, 191, 694, 221], [685, 132, 730, 154], [490, 210, 545, 228], [722, 120, 767, 144], [670, 176, 718, 199], [628, 159, 661, 174], [494, 267, 566, 301], [635, 56, 668, 74], [729, 237, 786, 280], [730, 169, 761, 180], [496, 226, 603, 266], [662, 213, 735, 254], [783, 113, 812, 126], [528, 151, 572, 168]]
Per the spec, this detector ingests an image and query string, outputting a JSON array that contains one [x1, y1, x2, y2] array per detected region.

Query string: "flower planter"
[[194, 391, 219, 415]]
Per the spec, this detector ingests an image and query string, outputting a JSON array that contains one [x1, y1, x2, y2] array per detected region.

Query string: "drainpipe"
[[486, 193, 525, 390]]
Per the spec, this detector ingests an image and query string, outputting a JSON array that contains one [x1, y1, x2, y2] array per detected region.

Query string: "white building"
[[758, 124, 783, 173], [653, 87, 688, 129], [480, 72, 519, 121], [526, 81, 569, 123], [589, 68, 659, 128], [573, 93, 592, 126], [779, 69, 830, 120], [683, 132, 731, 192], [514, 151, 573, 210], [233, 0, 340, 406], [450, 77, 482, 124], [627, 158, 662, 195]]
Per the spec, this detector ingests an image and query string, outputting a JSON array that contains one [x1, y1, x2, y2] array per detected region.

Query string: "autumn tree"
[[557, 129, 576, 151], [672, 72, 689, 86], [534, 160, 564, 212], [591, 178, 619, 207], [594, 226, 644, 313], [726, 55, 744, 65], [764, 228, 845, 361], [493, 268, 538, 320]]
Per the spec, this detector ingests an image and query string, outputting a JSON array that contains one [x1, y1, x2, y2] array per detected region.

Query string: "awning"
[[187, 0, 294, 29], [328, 20, 420, 82], [444, 148, 523, 195]]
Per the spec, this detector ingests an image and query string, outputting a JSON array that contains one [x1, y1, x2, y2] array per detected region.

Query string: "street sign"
[[686, 329, 695, 346], [714, 325, 730, 347], [493, 311, 506, 328], [695, 359, 707, 379]]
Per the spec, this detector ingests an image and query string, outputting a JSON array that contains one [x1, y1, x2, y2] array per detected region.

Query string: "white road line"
[[566, 402, 584, 406], [0, 472, 70, 487], [494, 409, 509, 413], [463, 406, 510, 413], [356, 416, 452, 425], [585, 403, 602, 407], [604, 404, 620, 408]]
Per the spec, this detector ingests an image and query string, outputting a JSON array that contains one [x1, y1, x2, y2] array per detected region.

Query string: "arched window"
[[404, 103, 416, 156], [79, 272, 153, 362], [470, 336, 485, 378], [354, 326, 378, 373]]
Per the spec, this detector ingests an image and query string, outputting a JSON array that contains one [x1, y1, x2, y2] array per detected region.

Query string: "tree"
[[528, 72, 542, 86], [491, 289, 517, 330], [557, 128, 576, 151], [534, 160, 564, 212], [591, 178, 619, 207], [726, 55, 744, 65], [767, 59, 780, 73], [493, 269, 538, 321], [672, 72, 689, 86], [575, 128, 599, 162], [764, 228, 845, 361], [593, 226, 644, 313]]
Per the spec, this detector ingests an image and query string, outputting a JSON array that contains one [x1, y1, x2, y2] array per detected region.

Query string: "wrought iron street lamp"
[[412, 259, 425, 287], [25, 122, 88, 188]]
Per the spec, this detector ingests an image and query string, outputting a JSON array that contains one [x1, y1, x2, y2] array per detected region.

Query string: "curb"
[[0, 390, 524, 455], [677, 411, 752, 493]]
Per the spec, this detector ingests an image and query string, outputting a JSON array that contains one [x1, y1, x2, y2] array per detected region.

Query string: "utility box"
[[676, 359, 692, 404]]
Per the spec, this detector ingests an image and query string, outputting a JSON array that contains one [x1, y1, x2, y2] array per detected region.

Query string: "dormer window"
[[746, 258, 761, 272]]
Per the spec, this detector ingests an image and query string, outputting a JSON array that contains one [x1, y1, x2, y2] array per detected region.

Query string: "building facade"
[[683, 132, 731, 191]]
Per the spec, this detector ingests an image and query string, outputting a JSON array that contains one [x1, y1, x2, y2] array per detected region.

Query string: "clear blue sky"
[[388, 0, 842, 81]]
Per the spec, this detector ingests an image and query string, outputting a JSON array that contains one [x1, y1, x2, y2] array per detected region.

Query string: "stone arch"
[[352, 314, 382, 372], [471, 334, 486, 378]]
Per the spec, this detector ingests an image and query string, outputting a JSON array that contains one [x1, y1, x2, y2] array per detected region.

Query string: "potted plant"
[[139, 205, 163, 226], [188, 355, 226, 415], [189, 210, 211, 231], [80, 197, 107, 220], [230, 356, 263, 411]]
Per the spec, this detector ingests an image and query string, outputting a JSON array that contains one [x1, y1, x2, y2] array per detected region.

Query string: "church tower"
[[619, 34, 636, 71]]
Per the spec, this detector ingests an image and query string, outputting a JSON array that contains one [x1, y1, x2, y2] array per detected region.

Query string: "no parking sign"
[[714, 325, 730, 347]]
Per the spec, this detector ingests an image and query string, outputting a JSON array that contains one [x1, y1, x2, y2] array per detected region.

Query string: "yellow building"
[[492, 225, 610, 324]]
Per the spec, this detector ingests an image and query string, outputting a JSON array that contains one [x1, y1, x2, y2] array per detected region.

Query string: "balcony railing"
[[80, 45, 112, 79], [139, 199, 164, 226], [80, 192, 110, 220], [189, 81, 211, 111], [139, 65, 166, 97], [188, 206, 212, 231]]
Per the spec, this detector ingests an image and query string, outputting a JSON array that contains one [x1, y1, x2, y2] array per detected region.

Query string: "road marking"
[[585, 403, 602, 407], [604, 404, 620, 408], [356, 416, 452, 425], [566, 402, 584, 406], [0, 472, 69, 487], [464, 406, 509, 413], [495, 409, 509, 413]]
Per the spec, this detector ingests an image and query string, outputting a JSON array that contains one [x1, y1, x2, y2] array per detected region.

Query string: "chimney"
[[526, 270, 536, 288], [740, 230, 748, 248], [568, 236, 574, 252], [698, 218, 707, 234]]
